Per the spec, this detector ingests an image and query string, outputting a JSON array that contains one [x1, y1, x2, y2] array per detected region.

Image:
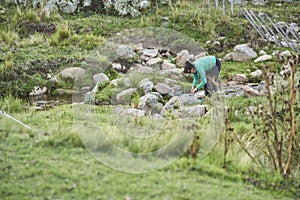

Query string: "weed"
[[49, 23, 71, 46], [0, 30, 19, 46], [0, 94, 25, 113]]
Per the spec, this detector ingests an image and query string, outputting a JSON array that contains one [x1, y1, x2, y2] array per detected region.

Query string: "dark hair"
[[184, 60, 194, 73]]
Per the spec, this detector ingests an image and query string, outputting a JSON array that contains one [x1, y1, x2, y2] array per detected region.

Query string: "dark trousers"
[[204, 58, 222, 97]]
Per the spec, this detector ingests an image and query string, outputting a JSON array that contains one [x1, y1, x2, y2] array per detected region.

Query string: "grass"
[[0, 104, 296, 200], [0, 1, 300, 199]]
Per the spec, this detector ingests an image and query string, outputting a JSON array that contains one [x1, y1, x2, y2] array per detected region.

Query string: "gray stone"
[[59, 67, 85, 82], [142, 49, 158, 58], [139, 79, 154, 94], [194, 52, 208, 60], [93, 73, 109, 85], [162, 60, 176, 70], [243, 86, 265, 98], [29, 86, 47, 96], [161, 96, 179, 116], [138, 92, 163, 115], [117, 45, 136, 58], [146, 57, 161, 66], [116, 88, 138, 103], [232, 44, 257, 61], [254, 55, 272, 63], [57, 0, 78, 13], [176, 50, 189, 67], [232, 74, 248, 83], [179, 105, 207, 118], [259, 50, 267, 55], [280, 50, 292, 57], [112, 63, 122, 71], [250, 70, 263, 77], [154, 83, 171, 95], [177, 93, 200, 106]]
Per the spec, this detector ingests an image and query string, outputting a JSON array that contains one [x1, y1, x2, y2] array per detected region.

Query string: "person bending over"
[[184, 55, 222, 97]]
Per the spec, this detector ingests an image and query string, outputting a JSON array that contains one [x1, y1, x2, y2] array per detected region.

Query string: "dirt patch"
[[17, 22, 56, 36]]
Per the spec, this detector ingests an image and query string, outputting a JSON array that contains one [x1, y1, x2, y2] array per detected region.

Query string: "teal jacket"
[[192, 56, 216, 90]]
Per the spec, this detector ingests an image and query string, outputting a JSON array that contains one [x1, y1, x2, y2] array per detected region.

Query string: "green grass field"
[[0, 105, 295, 199]]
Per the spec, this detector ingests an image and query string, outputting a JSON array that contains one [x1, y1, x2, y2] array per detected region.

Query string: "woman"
[[184, 55, 222, 97]]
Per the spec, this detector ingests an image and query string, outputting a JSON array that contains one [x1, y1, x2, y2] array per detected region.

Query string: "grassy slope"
[[0, 1, 300, 199], [0, 105, 293, 200]]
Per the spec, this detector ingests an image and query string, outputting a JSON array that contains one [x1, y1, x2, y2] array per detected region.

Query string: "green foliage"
[[49, 23, 71, 46], [0, 94, 25, 113], [0, 30, 19, 46], [95, 80, 114, 105], [103, 67, 120, 80]]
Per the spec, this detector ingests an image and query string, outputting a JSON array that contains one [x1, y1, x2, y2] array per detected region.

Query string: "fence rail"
[[242, 9, 300, 53]]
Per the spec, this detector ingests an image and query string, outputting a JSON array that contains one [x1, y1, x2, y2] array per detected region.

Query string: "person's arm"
[[192, 73, 198, 87], [196, 68, 207, 90]]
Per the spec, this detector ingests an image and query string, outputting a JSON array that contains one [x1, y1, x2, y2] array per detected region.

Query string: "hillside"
[[0, 1, 299, 199]]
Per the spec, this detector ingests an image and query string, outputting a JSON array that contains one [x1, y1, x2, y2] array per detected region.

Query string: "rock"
[[112, 63, 122, 71], [280, 50, 292, 57], [169, 85, 182, 96], [176, 50, 189, 67], [117, 45, 136, 58], [179, 105, 207, 118], [232, 74, 248, 83], [139, 79, 154, 94], [116, 88, 138, 103], [250, 69, 263, 77], [59, 67, 85, 82], [162, 60, 176, 70], [177, 93, 200, 106], [194, 52, 208, 60], [138, 92, 163, 115], [280, 65, 291, 77], [154, 83, 171, 95], [253, 0, 267, 6], [232, 44, 257, 61], [29, 86, 47, 96], [142, 49, 158, 58], [57, 0, 78, 13], [243, 86, 265, 97], [49, 76, 59, 84], [161, 96, 179, 115], [93, 73, 109, 85], [213, 41, 220, 46], [272, 50, 280, 56], [222, 52, 233, 61], [254, 55, 272, 63], [259, 50, 267, 55], [146, 57, 161, 66]]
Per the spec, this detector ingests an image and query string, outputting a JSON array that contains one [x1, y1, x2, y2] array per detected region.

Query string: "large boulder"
[[59, 67, 85, 82], [224, 44, 257, 62]]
